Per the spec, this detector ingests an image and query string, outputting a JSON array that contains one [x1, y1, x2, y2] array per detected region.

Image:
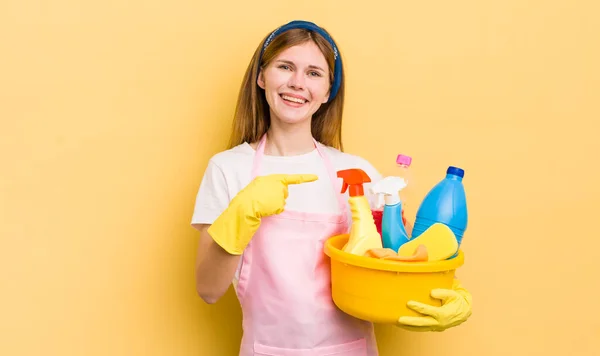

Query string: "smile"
[[280, 94, 308, 104]]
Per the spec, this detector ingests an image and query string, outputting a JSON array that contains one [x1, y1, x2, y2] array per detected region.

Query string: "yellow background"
[[2, 0, 599, 355]]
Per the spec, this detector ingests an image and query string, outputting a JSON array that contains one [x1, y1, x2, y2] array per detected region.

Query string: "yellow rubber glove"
[[207, 174, 318, 255], [397, 279, 472, 332]]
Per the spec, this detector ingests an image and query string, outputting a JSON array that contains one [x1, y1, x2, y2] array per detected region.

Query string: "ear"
[[322, 90, 330, 104], [257, 70, 265, 89]]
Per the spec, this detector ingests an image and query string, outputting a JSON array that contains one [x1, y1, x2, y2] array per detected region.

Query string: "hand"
[[397, 279, 472, 332], [208, 174, 318, 255], [240, 174, 318, 217]]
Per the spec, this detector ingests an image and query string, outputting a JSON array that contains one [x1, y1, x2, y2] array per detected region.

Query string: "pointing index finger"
[[281, 174, 318, 185]]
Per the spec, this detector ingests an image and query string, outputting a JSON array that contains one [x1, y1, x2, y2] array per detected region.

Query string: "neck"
[[264, 118, 315, 156]]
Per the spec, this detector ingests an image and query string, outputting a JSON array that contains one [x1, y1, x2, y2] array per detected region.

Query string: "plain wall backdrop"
[[1, 0, 599, 355]]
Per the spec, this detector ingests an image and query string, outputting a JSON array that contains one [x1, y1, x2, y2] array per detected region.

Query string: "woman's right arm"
[[195, 224, 241, 304], [193, 173, 318, 304]]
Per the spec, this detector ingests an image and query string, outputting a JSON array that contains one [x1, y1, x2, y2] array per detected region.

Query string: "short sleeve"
[[190, 160, 231, 230]]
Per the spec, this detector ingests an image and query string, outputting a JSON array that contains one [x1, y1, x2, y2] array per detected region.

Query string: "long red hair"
[[226, 28, 346, 151]]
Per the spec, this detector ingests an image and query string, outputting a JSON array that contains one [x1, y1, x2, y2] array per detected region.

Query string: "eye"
[[309, 71, 322, 77], [278, 65, 291, 70]]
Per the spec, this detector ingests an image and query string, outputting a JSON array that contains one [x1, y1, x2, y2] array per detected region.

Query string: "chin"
[[273, 110, 314, 125], [276, 118, 310, 126]]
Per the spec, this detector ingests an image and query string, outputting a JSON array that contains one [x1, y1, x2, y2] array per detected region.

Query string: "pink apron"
[[236, 135, 378, 356]]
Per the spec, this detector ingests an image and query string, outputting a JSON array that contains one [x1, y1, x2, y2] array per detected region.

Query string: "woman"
[[192, 20, 472, 355]]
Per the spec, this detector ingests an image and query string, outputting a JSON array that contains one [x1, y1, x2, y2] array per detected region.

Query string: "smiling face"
[[257, 41, 331, 126]]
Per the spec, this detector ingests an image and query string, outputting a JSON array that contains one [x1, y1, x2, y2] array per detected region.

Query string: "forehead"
[[273, 41, 329, 69]]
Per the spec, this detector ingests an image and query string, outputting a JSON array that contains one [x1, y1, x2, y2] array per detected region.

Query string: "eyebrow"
[[276, 59, 326, 72]]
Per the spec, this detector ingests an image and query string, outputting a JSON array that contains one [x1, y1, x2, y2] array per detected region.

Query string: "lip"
[[280, 93, 309, 102]]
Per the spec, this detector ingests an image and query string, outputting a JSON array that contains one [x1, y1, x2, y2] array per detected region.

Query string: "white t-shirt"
[[191, 141, 383, 286]]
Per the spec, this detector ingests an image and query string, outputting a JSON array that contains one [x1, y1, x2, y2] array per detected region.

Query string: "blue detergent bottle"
[[412, 166, 468, 247]]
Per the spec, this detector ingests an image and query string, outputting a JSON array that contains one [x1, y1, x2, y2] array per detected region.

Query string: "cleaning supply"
[[324, 234, 465, 324], [396, 154, 413, 223], [412, 166, 468, 247], [337, 168, 383, 256], [372, 209, 384, 238], [367, 245, 428, 262], [385, 245, 428, 262], [370, 176, 411, 252], [372, 154, 412, 236], [208, 173, 318, 255], [397, 223, 458, 261]]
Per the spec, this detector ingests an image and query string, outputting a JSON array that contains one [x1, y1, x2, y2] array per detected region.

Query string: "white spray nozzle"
[[370, 176, 407, 208]]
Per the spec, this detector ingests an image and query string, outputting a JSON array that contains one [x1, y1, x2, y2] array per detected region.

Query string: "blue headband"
[[258, 20, 343, 100]]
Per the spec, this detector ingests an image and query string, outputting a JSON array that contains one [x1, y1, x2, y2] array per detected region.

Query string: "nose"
[[288, 70, 305, 90]]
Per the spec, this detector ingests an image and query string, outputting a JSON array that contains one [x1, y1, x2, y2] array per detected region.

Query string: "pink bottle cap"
[[396, 154, 412, 166]]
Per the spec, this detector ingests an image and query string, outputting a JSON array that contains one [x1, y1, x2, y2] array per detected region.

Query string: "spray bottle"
[[337, 168, 383, 256], [370, 176, 411, 252]]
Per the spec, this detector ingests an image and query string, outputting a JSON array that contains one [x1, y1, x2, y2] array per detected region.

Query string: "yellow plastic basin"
[[324, 234, 464, 324]]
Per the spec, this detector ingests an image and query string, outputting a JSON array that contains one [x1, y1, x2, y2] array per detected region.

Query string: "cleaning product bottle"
[[396, 154, 413, 226], [370, 176, 411, 252], [371, 208, 384, 238], [337, 168, 383, 256], [372, 154, 412, 236], [412, 166, 468, 247]]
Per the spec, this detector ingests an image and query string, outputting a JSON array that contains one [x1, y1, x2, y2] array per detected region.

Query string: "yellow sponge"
[[398, 223, 459, 261]]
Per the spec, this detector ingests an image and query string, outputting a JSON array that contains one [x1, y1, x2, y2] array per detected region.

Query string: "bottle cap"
[[337, 169, 371, 197], [396, 154, 412, 166], [447, 166, 464, 178]]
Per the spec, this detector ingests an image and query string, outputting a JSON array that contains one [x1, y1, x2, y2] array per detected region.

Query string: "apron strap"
[[251, 134, 347, 213]]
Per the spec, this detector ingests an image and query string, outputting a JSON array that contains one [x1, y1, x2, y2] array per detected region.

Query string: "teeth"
[[281, 95, 306, 104]]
